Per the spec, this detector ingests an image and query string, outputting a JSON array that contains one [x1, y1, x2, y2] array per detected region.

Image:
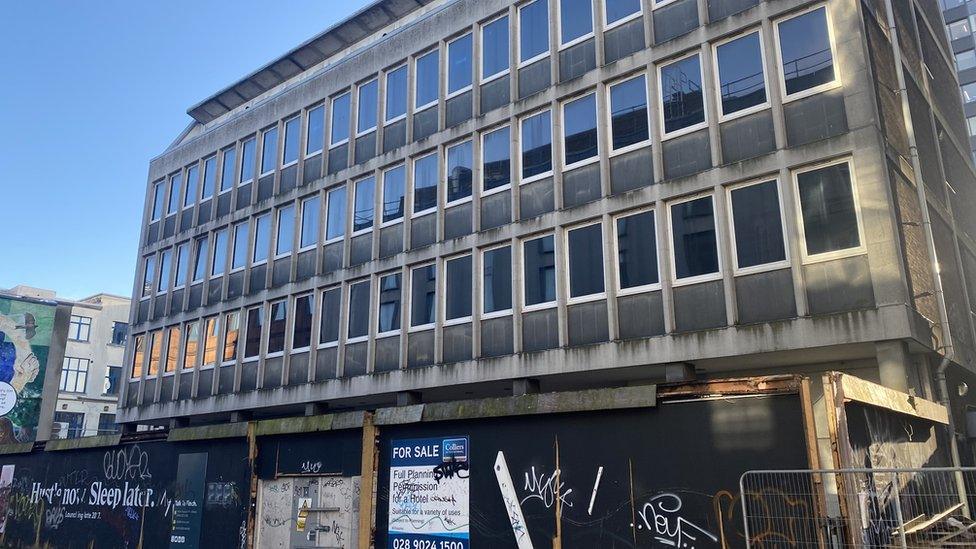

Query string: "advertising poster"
[[0, 296, 56, 443], [169, 453, 208, 549], [0, 464, 14, 534], [388, 436, 469, 549]]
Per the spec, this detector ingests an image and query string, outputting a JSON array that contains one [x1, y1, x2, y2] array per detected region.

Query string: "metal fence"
[[739, 468, 976, 548]]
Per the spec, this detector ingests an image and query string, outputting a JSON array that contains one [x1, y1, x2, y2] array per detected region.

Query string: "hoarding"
[[0, 296, 57, 442]]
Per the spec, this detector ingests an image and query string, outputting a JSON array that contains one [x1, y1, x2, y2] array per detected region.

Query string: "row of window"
[[132, 157, 864, 378], [60, 357, 121, 396], [53, 411, 120, 439], [68, 314, 129, 346], [147, 3, 838, 234]]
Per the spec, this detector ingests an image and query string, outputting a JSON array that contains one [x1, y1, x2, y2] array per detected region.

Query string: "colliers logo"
[[441, 437, 468, 462]]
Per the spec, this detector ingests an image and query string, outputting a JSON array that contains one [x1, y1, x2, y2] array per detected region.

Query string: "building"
[[942, 0, 976, 163]]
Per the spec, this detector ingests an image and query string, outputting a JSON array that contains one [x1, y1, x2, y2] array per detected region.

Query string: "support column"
[[396, 391, 421, 407], [512, 378, 540, 396], [876, 340, 911, 394], [665, 363, 696, 383]]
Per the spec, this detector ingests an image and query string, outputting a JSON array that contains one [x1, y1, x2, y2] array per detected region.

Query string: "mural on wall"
[[0, 296, 56, 443]]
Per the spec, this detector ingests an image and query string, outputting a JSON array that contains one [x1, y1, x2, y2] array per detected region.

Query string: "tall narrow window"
[[268, 301, 287, 355], [348, 280, 371, 340], [211, 229, 228, 277], [220, 147, 236, 193], [167, 173, 181, 215], [615, 210, 659, 291], [326, 186, 347, 241], [448, 33, 473, 96], [416, 50, 440, 110], [383, 165, 406, 223], [523, 235, 556, 307], [483, 126, 511, 191], [319, 288, 342, 345], [378, 274, 402, 334], [483, 246, 512, 314], [68, 316, 92, 342], [567, 223, 605, 299], [560, 0, 593, 46], [183, 165, 199, 208], [520, 0, 550, 64], [482, 15, 510, 80], [715, 31, 767, 118], [192, 236, 208, 283], [183, 321, 199, 370], [131, 334, 145, 378], [174, 243, 189, 288], [795, 161, 862, 258], [776, 6, 836, 98], [609, 75, 649, 151], [353, 177, 375, 233], [276, 204, 295, 257], [223, 311, 240, 363], [301, 196, 320, 250], [283, 116, 300, 166], [151, 181, 165, 221], [357, 79, 379, 135], [605, 0, 641, 27], [202, 317, 219, 368], [165, 326, 181, 374], [521, 110, 552, 180], [413, 153, 438, 214], [729, 180, 787, 271], [240, 138, 256, 184], [202, 156, 217, 200], [446, 255, 472, 321], [669, 196, 720, 282], [244, 307, 263, 359], [307, 105, 325, 156], [563, 93, 598, 167], [261, 126, 278, 175], [446, 140, 473, 203], [293, 294, 314, 350], [411, 264, 437, 328], [158, 248, 172, 293], [660, 53, 705, 136], [385, 66, 408, 123], [232, 221, 249, 271], [253, 214, 271, 264], [330, 93, 351, 147], [148, 331, 162, 377], [142, 255, 156, 297]]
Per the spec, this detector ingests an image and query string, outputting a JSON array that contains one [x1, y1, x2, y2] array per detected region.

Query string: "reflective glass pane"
[[447, 141, 473, 203], [716, 32, 767, 115], [610, 76, 648, 150], [661, 54, 705, 134], [416, 50, 440, 108], [301, 197, 320, 249], [523, 235, 556, 306], [483, 126, 511, 191], [605, 0, 640, 25], [357, 80, 378, 133], [293, 295, 314, 349], [307, 105, 325, 154], [778, 8, 835, 96], [616, 211, 658, 289], [261, 127, 278, 174], [483, 246, 512, 313], [331, 93, 351, 145], [383, 166, 406, 223], [670, 197, 718, 279], [446, 255, 472, 320], [378, 274, 402, 333], [411, 265, 437, 327], [521, 111, 552, 179], [797, 163, 860, 255], [385, 66, 408, 121], [520, 0, 550, 62], [414, 154, 438, 213], [563, 94, 598, 165], [560, 0, 593, 44], [448, 34, 473, 94], [253, 214, 270, 263], [348, 281, 371, 338], [354, 178, 375, 232], [283, 117, 300, 164], [482, 16, 509, 79], [568, 224, 604, 298], [240, 138, 256, 183], [730, 180, 786, 268], [326, 187, 347, 240], [268, 301, 287, 354], [276, 205, 295, 255]]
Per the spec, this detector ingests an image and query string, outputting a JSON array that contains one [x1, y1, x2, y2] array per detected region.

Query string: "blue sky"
[[0, 0, 371, 300]]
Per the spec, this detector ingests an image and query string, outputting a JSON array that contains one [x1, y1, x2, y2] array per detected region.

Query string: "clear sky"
[[0, 0, 372, 301]]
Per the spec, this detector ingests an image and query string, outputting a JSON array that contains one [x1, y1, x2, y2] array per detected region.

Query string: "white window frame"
[[792, 157, 867, 264], [711, 28, 771, 123], [446, 33, 474, 100], [201, 155, 217, 201], [191, 237, 208, 285], [60, 357, 91, 393], [157, 248, 172, 295], [167, 173, 181, 216], [381, 164, 407, 228], [518, 108, 554, 185], [561, 91, 601, 172], [666, 193, 723, 287], [444, 139, 475, 207], [173, 242, 190, 290], [317, 286, 342, 350], [773, 3, 842, 103], [411, 152, 440, 218], [240, 137, 256, 186], [290, 293, 314, 353], [517, 0, 551, 68], [260, 126, 278, 177], [481, 124, 513, 196], [657, 50, 709, 141], [557, 0, 595, 50], [480, 243, 514, 320], [265, 300, 288, 359], [210, 229, 228, 279], [603, 0, 643, 31], [68, 315, 93, 342], [564, 220, 606, 305], [230, 221, 249, 273], [182, 164, 198, 211], [151, 181, 165, 221], [163, 324, 181, 376], [306, 103, 326, 158], [384, 64, 408, 125], [651, 0, 680, 9], [351, 176, 376, 236], [409, 262, 438, 332], [414, 49, 440, 113], [605, 72, 652, 157], [480, 13, 511, 84], [346, 279, 372, 344], [299, 195, 321, 252], [200, 316, 220, 370], [612, 207, 662, 296], [221, 311, 241, 366], [324, 186, 347, 244], [725, 177, 791, 276], [252, 213, 271, 266], [181, 322, 199, 371], [282, 115, 301, 169], [275, 204, 296, 259], [145, 330, 162, 379], [242, 306, 263, 363], [218, 146, 236, 195], [356, 78, 380, 137], [329, 92, 352, 149], [376, 272, 404, 338], [443, 253, 474, 326], [141, 255, 155, 300], [520, 232, 558, 312]]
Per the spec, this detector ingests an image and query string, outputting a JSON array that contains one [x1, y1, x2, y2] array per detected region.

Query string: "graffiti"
[[737, 487, 815, 548], [634, 493, 718, 549], [44, 506, 65, 530], [102, 445, 152, 481], [331, 519, 345, 544], [239, 520, 247, 549], [493, 452, 534, 549], [432, 460, 469, 483], [587, 466, 604, 516], [300, 460, 322, 474], [521, 466, 573, 510], [0, 297, 56, 443]]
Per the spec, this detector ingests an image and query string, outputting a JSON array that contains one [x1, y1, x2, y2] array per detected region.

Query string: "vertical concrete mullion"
[[602, 212, 619, 340], [656, 198, 675, 333], [308, 293, 321, 384], [647, 57, 664, 184], [377, 70, 388, 156], [472, 250, 483, 359], [700, 43, 722, 169], [596, 82, 612, 198], [513, 236, 525, 353], [348, 86, 359, 169], [366, 274, 378, 374], [555, 226, 569, 347], [291, 198, 300, 283], [761, 19, 788, 151], [779, 166, 809, 317], [593, 0, 605, 65], [471, 21, 482, 120], [404, 156, 414, 253], [434, 257, 444, 365], [372, 168, 381, 265], [643, 0, 655, 47], [509, 4, 518, 107], [552, 97, 565, 210], [407, 54, 417, 142], [473, 124, 484, 234], [281, 297, 294, 387], [713, 184, 737, 327], [399, 266, 408, 370], [337, 283, 349, 377], [275, 119, 285, 193]]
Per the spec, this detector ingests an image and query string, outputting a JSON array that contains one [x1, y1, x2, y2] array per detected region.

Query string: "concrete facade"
[[942, 0, 976, 163]]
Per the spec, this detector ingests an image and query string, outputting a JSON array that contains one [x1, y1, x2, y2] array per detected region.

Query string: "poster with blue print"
[[388, 436, 469, 549]]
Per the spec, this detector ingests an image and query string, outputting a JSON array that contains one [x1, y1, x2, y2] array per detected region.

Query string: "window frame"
[[666, 192, 723, 287], [603, 0, 642, 31], [356, 77, 380, 137], [146, 330, 162, 379], [243, 306, 264, 363], [352, 176, 376, 236], [231, 221, 249, 273], [518, 108, 554, 184], [605, 72, 652, 157], [414, 48, 440, 113], [384, 64, 409, 125], [324, 185, 347, 244], [201, 155, 217, 201], [560, 91, 601, 172], [381, 164, 407, 228], [59, 357, 90, 394], [68, 315, 93, 342], [167, 172, 182, 216], [157, 248, 172, 295], [174, 241, 190, 290], [200, 315, 220, 370], [480, 124, 512, 196], [282, 115, 301, 168], [412, 151, 440, 218], [612, 207, 662, 296], [260, 125, 279, 177], [299, 195, 321, 252], [556, 0, 595, 50], [725, 177, 791, 276], [240, 137, 257, 185], [773, 3, 841, 103], [657, 50, 709, 140], [444, 138, 474, 207], [317, 286, 342, 349], [306, 103, 326, 158], [291, 292, 315, 353], [563, 220, 606, 304], [651, 0, 681, 9], [182, 163, 199, 210], [275, 203, 296, 259], [446, 32, 474, 99], [480, 13, 511, 84], [265, 300, 288, 359], [409, 262, 438, 332], [164, 324, 181, 376], [191, 236, 209, 284], [520, 232, 558, 312], [376, 272, 403, 338], [346, 279, 372, 344], [711, 28, 771, 123], [329, 92, 352, 148], [443, 253, 474, 326], [219, 145, 236, 195], [222, 310, 241, 366], [252, 213, 271, 266], [791, 157, 867, 264], [518, 0, 551, 68], [480, 243, 514, 320], [182, 320, 200, 371]]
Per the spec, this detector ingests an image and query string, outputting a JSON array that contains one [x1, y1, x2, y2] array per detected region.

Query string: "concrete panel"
[[143, 378, 156, 404], [297, 250, 316, 280], [410, 213, 437, 250], [673, 280, 727, 332], [343, 342, 368, 377], [735, 268, 797, 325], [160, 375, 174, 402], [784, 89, 848, 148], [519, 177, 555, 220], [413, 108, 439, 142], [236, 183, 252, 210], [145, 222, 159, 246], [152, 296, 166, 321], [407, 329, 435, 368], [355, 132, 377, 165], [617, 291, 666, 340], [383, 119, 407, 153], [303, 155, 322, 185], [207, 277, 223, 303], [263, 357, 283, 389], [559, 38, 596, 83], [444, 202, 472, 241], [196, 369, 213, 398], [480, 189, 511, 231], [522, 309, 559, 352], [249, 263, 267, 294], [379, 224, 403, 259], [707, 0, 759, 22], [218, 365, 235, 394], [518, 58, 551, 100], [720, 109, 776, 165], [562, 163, 602, 208], [180, 209, 194, 233], [804, 255, 876, 315], [288, 353, 309, 385], [280, 164, 298, 194], [604, 18, 645, 65], [322, 242, 343, 274], [568, 300, 610, 346], [168, 288, 184, 316], [241, 362, 258, 392], [446, 91, 473, 129], [662, 129, 711, 180], [374, 336, 401, 373], [610, 146, 653, 195], [179, 374, 193, 400], [350, 233, 373, 267], [126, 381, 139, 407], [327, 144, 348, 176], [216, 192, 231, 218], [163, 215, 176, 239], [315, 347, 338, 381], [272, 257, 291, 288], [137, 299, 150, 324], [480, 75, 510, 115], [196, 199, 212, 225], [443, 323, 472, 364], [653, 0, 699, 44], [257, 174, 274, 203], [227, 271, 244, 299], [481, 316, 514, 358]]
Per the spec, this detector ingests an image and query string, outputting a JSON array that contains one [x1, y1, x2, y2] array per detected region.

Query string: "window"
[[183, 165, 199, 208], [158, 248, 172, 293], [131, 334, 145, 378], [446, 255, 472, 321], [605, 0, 641, 27], [357, 79, 379, 135], [968, 116, 976, 138], [53, 412, 84, 439], [202, 316, 219, 368], [261, 126, 278, 175], [776, 6, 837, 98], [483, 126, 511, 192], [320, 287, 342, 346], [276, 204, 295, 257], [103, 366, 121, 396], [385, 66, 408, 123], [348, 280, 371, 340], [353, 177, 375, 233], [268, 301, 287, 355], [956, 49, 976, 71], [326, 186, 347, 241], [521, 110, 552, 180], [520, 0, 550, 64], [301, 196, 320, 249], [307, 105, 325, 155], [794, 160, 863, 259], [293, 294, 314, 350], [562, 93, 598, 167], [943, 0, 965, 9], [148, 330, 162, 377], [244, 308, 263, 359], [483, 246, 513, 315], [383, 165, 406, 224], [151, 181, 165, 221], [232, 222, 249, 270], [60, 357, 90, 393], [211, 229, 228, 277], [963, 82, 976, 103], [240, 138, 256, 184], [202, 156, 216, 200], [165, 325, 180, 374], [669, 195, 720, 283], [223, 311, 240, 363], [416, 50, 440, 110], [142, 255, 156, 297], [560, 0, 593, 46], [111, 322, 128, 346], [220, 147, 236, 193], [949, 18, 972, 41], [567, 223, 604, 299], [192, 236, 209, 283], [253, 214, 271, 263], [446, 140, 473, 203], [482, 15, 510, 80], [175, 242, 189, 287], [167, 173, 181, 215], [615, 210, 659, 291], [411, 264, 437, 328], [523, 235, 556, 307], [609, 75, 649, 151], [659, 53, 705, 136], [97, 413, 119, 435], [414, 153, 438, 214], [183, 321, 199, 369], [728, 180, 788, 272], [283, 116, 300, 166], [448, 34, 473, 96], [68, 315, 92, 342], [330, 93, 351, 147], [715, 31, 767, 118], [378, 274, 402, 334]]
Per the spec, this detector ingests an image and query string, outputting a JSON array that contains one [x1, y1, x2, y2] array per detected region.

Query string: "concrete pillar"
[[665, 363, 696, 383], [305, 403, 328, 416], [396, 391, 422, 407], [169, 417, 189, 430], [230, 411, 252, 423], [120, 423, 139, 435], [876, 340, 911, 394], [512, 378, 540, 396]]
